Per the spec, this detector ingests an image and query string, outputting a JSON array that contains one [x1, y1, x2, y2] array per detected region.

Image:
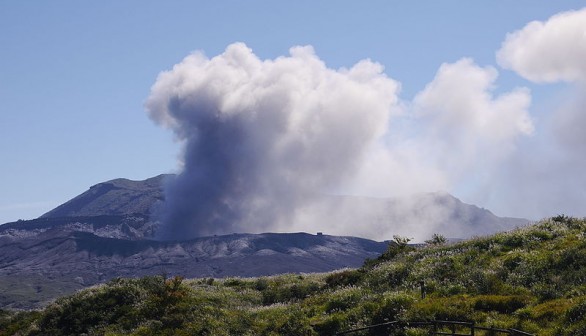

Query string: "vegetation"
[[0, 275, 84, 310], [1, 216, 585, 335]]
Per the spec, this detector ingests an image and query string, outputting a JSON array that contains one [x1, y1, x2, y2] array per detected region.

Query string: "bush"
[[473, 295, 529, 314], [323, 287, 365, 314], [370, 292, 414, 325], [407, 296, 473, 322], [311, 311, 347, 335], [33, 281, 145, 335], [324, 269, 363, 288], [261, 281, 321, 305], [564, 297, 586, 335], [0, 310, 41, 336], [223, 278, 246, 288]]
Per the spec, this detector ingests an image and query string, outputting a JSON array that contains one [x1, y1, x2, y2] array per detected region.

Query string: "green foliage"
[[407, 296, 474, 322], [324, 269, 363, 288], [564, 297, 586, 334], [0, 310, 41, 336], [473, 295, 530, 314], [370, 292, 414, 324], [260, 278, 322, 305], [1, 216, 585, 335]]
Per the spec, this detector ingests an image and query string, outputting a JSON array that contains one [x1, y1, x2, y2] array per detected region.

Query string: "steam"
[[146, 43, 400, 240], [145, 41, 536, 241]]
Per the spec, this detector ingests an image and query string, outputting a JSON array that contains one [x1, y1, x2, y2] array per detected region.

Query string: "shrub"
[[407, 296, 474, 322], [33, 279, 146, 335], [323, 287, 365, 314], [566, 297, 586, 324], [223, 278, 246, 288], [564, 297, 586, 335], [324, 269, 363, 288], [0, 310, 41, 336], [261, 281, 321, 305], [311, 311, 347, 335], [466, 269, 505, 295], [370, 292, 414, 325], [254, 278, 269, 291], [473, 295, 529, 314]]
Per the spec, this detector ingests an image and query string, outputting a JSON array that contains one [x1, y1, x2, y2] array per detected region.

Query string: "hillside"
[[2, 216, 584, 335]]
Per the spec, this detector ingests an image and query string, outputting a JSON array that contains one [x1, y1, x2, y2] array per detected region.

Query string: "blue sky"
[[1, 1, 585, 225]]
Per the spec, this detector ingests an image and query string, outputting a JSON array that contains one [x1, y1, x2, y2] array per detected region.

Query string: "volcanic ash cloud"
[[145, 42, 400, 240]]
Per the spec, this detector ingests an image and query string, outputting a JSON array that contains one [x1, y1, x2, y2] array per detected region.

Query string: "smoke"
[[145, 42, 537, 241], [143, 8, 586, 241], [146, 43, 400, 240]]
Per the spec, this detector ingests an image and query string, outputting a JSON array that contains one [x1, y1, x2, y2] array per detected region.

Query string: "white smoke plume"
[[146, 43, 400, 240], [145, 42, 537, 241]]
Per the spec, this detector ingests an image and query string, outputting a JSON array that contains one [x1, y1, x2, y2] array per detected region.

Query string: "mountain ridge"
[[0, 175, 530, 309], [34, 175, 529, 241], [0, 220, 387, 309], [40, 174, 171, 218]]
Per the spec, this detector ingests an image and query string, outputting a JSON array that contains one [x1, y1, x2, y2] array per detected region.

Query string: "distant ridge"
[[0, 219, 387, 309], [38, 174, 529, 240]]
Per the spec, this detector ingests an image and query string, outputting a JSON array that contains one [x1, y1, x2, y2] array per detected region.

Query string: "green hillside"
[[2, 216, 585, 335]]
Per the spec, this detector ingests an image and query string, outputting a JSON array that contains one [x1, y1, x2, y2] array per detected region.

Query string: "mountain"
[[37, 175, 528, 241], [0, 175, 529, 309], [305, 192, 529, 239], [40, 174, 169, 218]]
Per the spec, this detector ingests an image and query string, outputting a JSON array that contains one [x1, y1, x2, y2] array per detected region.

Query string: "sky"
[[1, 1, 585, 226]]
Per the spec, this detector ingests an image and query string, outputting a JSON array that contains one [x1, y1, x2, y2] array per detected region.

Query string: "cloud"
[[484, 8, 586, 220], [342, 58, 533, 201], [146, 43, 400, 239], [411, 58, 532, 185], [497, 8, 586, 83]]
